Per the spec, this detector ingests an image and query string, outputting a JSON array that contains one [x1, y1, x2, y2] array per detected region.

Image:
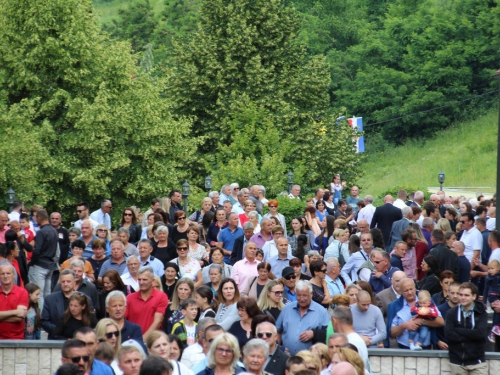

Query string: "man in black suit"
[[387, 206, 413, 251], [41, 269, 77, 337], [375, 270, 407, 317], [230, 221, 255, 265], [429, 229, 458, 279], [370, 195, 403, 248], [256, 321, 289, 375]]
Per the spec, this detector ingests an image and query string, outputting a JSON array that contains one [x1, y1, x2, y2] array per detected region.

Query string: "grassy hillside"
[[358, 109, 498, 199], [93, 0, 165, 25]]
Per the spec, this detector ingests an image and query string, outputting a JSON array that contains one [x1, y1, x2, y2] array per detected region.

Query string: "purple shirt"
[[250, 232, 273, 249]]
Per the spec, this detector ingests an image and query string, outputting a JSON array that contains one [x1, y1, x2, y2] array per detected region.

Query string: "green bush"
[[263, 195, 307, 230]]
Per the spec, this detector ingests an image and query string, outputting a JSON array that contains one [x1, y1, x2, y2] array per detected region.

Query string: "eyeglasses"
[[97, 229, 108, 232], [76, 210, 84, 213], [65, 356, 90, 364], [106, 206, 113, 209], [270, 290, 284, 295], [216, 347, 234, 355], [123, 213, 133, 216], [178, 247, 188, 251], [373, 260, 385, 264], [269, 205, 276, 208], [460, 220, 467, 224], [319, 269, 327, 273], [178, 217, 186, 220], [105, 331, 120, 339], [285, 274, 297, 280], [257, 332, 274, 338]]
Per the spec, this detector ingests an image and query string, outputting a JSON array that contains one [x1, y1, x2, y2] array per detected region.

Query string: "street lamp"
[[6, 188, 15, 213], [287, 171, 294, 194], [438, 171, 445, 192], [182, 181, 190, 212], [205, 175, 213, 197]]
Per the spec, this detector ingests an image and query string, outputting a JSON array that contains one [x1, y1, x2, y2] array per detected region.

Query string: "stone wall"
[[0, 341, 63, 375], [368, 349, 500, 375]]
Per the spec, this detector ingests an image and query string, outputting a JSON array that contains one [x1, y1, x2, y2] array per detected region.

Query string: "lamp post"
[[182, 181, 190, 212], [287, 171, 294, 194], [205, 175, 212, 197], [438, 171, 445, 192], [6, 188, 15, 213]]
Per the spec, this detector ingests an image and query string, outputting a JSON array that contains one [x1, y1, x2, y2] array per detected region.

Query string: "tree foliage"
[[0, 0, 198, 216]]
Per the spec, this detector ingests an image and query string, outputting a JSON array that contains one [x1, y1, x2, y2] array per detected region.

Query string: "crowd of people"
[[0, 179, 498, 375]]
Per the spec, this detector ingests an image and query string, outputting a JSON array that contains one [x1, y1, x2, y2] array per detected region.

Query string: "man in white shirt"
[[231, 188, 250, 215], [74, 202, 99, 229], [393, 190, 408, 210], [121, 256, 140, 292], [180, 318, 216, 368], [90, 200, 112, 229], [487, 207, 496, 231], [341, 232, 373, 284], [357, 195, 375, 226], [459, 212, 483, 262]]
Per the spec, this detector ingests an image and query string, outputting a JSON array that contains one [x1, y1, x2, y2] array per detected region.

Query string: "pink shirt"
[[401, 247, 417, 280], [0, 227, 8, 244], [231, 257, 259, 289]]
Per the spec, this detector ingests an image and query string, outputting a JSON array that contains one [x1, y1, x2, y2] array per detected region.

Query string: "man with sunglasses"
[[60, 339, 92, 375], [90, 200, 112, 230], [460, 213, 483, 263], [74, 202, 99, 230], [369, 250, 400, 295], [255, 321, 289, 375], [282, 267, 298, 302], [73, 327, 114, 375], [341, 232, 373, 285]]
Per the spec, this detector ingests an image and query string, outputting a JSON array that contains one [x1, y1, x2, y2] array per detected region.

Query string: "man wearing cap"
[[282, 266, 297, 302]]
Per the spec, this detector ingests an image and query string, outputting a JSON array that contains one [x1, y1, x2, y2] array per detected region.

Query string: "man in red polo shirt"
[[125, 266, 168, 341], [0, 263, 29, 339]]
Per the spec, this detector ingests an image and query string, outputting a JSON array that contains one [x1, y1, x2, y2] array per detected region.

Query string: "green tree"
[[0, 0, 198, 217]]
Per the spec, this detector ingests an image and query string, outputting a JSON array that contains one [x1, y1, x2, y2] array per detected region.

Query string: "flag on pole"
[[347, 117, 364, 153]]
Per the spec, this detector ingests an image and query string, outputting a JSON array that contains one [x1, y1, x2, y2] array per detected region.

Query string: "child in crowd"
[[485, 260, 500, 342], [24, 283, 41, 340], [409, 290, 439, 350], [171, 299, 198, 348], [60, 240, 95, 282], [330, 174, 346, 205], [256, 249, 264, 263]]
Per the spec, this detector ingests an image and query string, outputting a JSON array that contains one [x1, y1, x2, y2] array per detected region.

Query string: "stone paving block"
[[27, 351, 39, 375], [404, 370, 416, 375], [370, 356, 381, 373], [15, 363, 27, 375], [393, 356, 404, 374], [429, 357, 440, 373], [4, 348, 15, 362], [39, 349, 51, 369], [15, 348, 27, 364], [405, 357, 416, 369], [380, 356, 393, 375], [440, 358, 451, 372], [416, 357, 429, 375], [489, 360, 500, 374]]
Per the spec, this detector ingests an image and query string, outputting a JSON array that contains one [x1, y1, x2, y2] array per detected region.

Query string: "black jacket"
[[445, 302, 488, 366], [265, 347, 289, 375], [370, 203, 403, 247], [429, 243, 458, 280], [230, 235, 246, 265], [418, 271, 442, 296]]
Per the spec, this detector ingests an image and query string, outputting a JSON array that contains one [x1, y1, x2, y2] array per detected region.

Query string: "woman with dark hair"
[[444, 207, 458, 232], [293, 234, 309, 265], [206, 209, 228, 248], [228, 297, 262, 349], [316, 200, 329, 227], [287, 216, 311, 253], [199, 210, 214, 243], [51, 292, 97, 339], [169, 211, 190, 244], [24, 283, 41, 339], [160, 262, 181, 300], [5, 241, 23, 287], [118, 207, 142, 244], [195, 285, 217, 319], [369, 228, 385, 249], [171, 239, 201, 281], [98, 270, 128, 319], [186, 226, 209, 267], [240, 262, 274, 300], [289, 257, 311, 281], [357, 280, 377, 305], [309, 260, 330, 308], [305, 206, 321, 237], [459, 201, 473, 215], [196, 247, 232, 287], [419, 255, 442, 295], [348, 234, 361, 255], [215, 278, 241, 330], [323, 191, 336, 216], [316, 215, 336, 254]]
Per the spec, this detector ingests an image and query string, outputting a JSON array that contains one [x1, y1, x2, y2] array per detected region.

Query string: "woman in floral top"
[[170, 239, 202, 281], [186, 226, 209, 266]]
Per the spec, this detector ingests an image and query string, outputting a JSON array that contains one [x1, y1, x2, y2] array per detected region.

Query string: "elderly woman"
[[202, 263, 223, 299], [242, 339, 269, 375], [324, 228, 350, 265], [118, 207, 142, 244], [117, 227, 138, 257], [240, 262, 274, 300], [145, 330, 192, 375], [196, 248, 233, 287], [197, 332, 241, 375], [171, 239, 201, 280], [188, 197, 213, 224], [262, 200, 287, 232], [152, 225, 177, 267], [68, 227, 82, 246], [94, 224, 111, 256], [248, 211, 261, 234], [216, 278, 241, 331]]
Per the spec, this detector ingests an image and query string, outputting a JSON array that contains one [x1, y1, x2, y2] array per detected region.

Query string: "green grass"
[[358, 109, 498, 199], [93, 0, 165, 25]]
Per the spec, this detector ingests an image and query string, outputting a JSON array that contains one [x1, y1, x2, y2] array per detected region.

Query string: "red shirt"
[[125, 289, 169, 334], [0, 285, 29, 339]]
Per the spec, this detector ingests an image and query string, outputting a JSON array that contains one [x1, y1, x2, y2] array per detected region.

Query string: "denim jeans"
[[28, 265, 53, 310]]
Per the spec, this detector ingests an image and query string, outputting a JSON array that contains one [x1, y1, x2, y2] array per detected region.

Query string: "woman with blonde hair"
[[197, 333, 241, 375], [257, 280, 286, 321], [310, 343, 331, 373], [296, 350, 322, 375], [145, 330, 192, 375], [96, 318, 122, 373], [94, 223, 112, 255], [410, 223, 429, 280], [164, 277, 195, 334], [188, 197, 213, 224], [331, 347, 366, 375], [435, 218, 451, 233]]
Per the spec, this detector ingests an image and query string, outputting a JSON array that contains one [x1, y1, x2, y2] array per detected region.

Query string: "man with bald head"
[[231, 241, 259, 288], [250, 218, 273, 248], [487, 206, 496, 231], [451, 241, 471, 283], [370, 195, 403, 248], [351, 290, 386, 347], [375, 270, 407, 316], [0, 210, 9, 243], [268, 237, 295, 278], [249, 185, 263, 214]]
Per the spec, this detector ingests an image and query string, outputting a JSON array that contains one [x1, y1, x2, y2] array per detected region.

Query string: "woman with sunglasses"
[[118, 207, 142, 245], [170, 211, 190, 244], [94, 224, 111, 256], [309, 261, 330, 308], [257, 280, 287, 321], [171, 239, 201, 281], [228, 297, 262, 350], [240, 262, 274, 300], [51, 292, 97, 340], [262, 200, 287, 233], [95, 318, 122, 373]]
